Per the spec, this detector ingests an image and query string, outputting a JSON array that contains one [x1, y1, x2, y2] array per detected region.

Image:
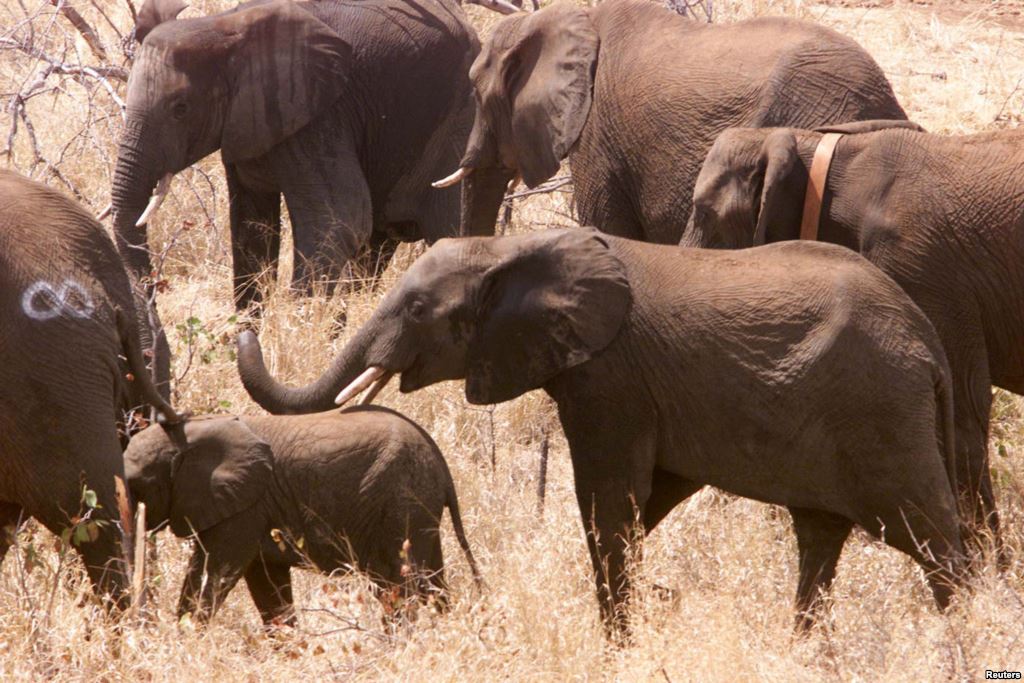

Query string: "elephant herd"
[[0, 0, 1021, 640]]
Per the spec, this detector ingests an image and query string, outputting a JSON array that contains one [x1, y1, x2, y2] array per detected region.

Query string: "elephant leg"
[[788, 507, 853, 632], [0, 502, 24, 564], [642, 470, 702, 532], [178, 525, 257, 623], [278, 132, 372, 296], [226, 164, 282, 311], [861, 497, 964, 613], [951, 359, 1000, 564], [574, 475, 642, 635], [243, 558, 296, 627]]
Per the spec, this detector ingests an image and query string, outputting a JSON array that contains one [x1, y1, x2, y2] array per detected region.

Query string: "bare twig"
[[503, 176, 572, 202], [536, 431, 549, 517], [49, 0, 107, 61]]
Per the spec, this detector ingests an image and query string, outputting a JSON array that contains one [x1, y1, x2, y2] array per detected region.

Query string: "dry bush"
[[1, 0, 1022, 680]]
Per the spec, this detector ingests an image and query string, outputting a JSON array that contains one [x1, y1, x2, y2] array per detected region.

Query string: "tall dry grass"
[[1, 0, 1023, 680]]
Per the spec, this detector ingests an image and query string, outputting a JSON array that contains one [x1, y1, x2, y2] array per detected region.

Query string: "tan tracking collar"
[[799, 132, 844, 241]]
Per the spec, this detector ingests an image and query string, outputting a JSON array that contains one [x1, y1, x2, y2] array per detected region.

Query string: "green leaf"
[[82, 488, 98, 509], [72, 524, 90, 546]]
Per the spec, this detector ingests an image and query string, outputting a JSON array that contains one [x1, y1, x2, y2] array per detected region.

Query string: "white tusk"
[[473, 0, 521, 14], [335, 366, 388, 407], [358, 371, 394, 406], [96, 203, 112, 221], [135, 174, 173, 227], [432, 167, 473, 189]]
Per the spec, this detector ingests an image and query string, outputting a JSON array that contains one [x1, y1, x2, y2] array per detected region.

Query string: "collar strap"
[[799, 132, 844, 241]]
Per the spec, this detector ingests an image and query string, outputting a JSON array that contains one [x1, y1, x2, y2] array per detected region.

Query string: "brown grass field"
[[2, 0, 1023, 679]]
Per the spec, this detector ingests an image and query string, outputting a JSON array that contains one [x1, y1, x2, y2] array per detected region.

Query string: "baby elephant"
[[124, 406, 481, 626]]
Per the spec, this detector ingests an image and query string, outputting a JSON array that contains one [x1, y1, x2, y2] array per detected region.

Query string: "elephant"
[[109, 0, 493, 393], [124, 408, 481, 625], [679, 120, 1024, 560], [0, 169, 180, 606], [235, 229, 964, 632], [438, 0, 908, 245]]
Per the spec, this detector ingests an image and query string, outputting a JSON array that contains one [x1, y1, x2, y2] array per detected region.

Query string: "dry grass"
[[2, 0, 1023, 680]]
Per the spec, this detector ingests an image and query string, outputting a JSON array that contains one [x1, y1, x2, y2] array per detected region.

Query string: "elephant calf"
[[682, 121, 1024, 556], [125, 407, 481, 626], [238, 229, 964, 632]]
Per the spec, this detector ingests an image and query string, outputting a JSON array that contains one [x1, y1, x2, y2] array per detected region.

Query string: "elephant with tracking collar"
[[236, 229, 964, 633], [681, 119, 1024, 558], [438, 0, 908, 244]]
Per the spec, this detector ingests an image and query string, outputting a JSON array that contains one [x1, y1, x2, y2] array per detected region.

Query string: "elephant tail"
[[934, 362, 957, 498], [444, 469, 483, 590], [117, 308, 181, 426]]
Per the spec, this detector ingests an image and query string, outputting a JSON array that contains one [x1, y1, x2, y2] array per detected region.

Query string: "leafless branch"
[[49, 0, 107, 61], [503, 176, 572, 202]]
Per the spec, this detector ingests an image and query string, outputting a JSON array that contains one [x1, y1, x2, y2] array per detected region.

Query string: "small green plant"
[[59, 486, 107, 548]]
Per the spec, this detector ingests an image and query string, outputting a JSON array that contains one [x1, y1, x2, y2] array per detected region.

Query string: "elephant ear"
[[752, 130, 801, 246], [218, 2, 353, 163], [501, 4, 598, 187], [136, 0, 187, 43], [466, 230, 631, 404], [169, 418, 273, 536]]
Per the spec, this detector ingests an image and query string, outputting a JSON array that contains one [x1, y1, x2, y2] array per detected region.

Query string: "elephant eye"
[[170, 100, 188, 121], [407, 299, 426, 322]]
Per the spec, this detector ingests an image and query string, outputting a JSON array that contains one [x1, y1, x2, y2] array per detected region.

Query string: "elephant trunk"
[[237, 325, 377, 414], [111, 122, 161, 281], [111, 121, 172, 398], [460, 167, 515, 237]]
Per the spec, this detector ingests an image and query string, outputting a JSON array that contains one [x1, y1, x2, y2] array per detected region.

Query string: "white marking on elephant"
[[21, 280, 95, 321]]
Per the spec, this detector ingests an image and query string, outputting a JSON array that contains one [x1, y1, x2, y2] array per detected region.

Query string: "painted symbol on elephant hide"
[[21, 280, 95, 321]]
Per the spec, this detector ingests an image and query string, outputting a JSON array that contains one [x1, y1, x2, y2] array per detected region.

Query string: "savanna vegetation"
[[0, 0, 1022, 679]]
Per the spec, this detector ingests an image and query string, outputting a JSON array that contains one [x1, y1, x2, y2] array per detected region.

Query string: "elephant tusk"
[[96, 203, 112, 221], [335, 366, 388, 407], [432, 167, 473, 189], [135, 173, 174, 227], [470, 0, 522, 14], [358, 371, 394, 406]]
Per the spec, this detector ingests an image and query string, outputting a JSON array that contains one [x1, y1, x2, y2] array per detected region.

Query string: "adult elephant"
[[110, 0, 492, 391], [0, 170, 180, 606], [235, 230, 963, 632], [438, 0, 908, 243], [680, 120, 1024, 559]]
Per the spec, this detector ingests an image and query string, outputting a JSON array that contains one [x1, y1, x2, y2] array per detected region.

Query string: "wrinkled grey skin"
[[455, 0, 907, 243], [125, 408, 480, 625], [0, 170, 179, 608], [680, 120, 1024, 560], [236, 229, 963, 633], [111, 0, 481, 392]]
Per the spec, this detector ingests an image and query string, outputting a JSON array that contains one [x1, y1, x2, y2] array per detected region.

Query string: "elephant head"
[[434, 3, 599, 237], [237, 229, 631, 413], [681, 120, 926, 248], [124, 417, 273, 536], [111, 0, 354, 279], [681, 128, 805, 249]]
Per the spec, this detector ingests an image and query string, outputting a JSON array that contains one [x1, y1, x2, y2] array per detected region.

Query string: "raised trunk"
[[236, 326, 376, 414], [460, 168, 515, 237]]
